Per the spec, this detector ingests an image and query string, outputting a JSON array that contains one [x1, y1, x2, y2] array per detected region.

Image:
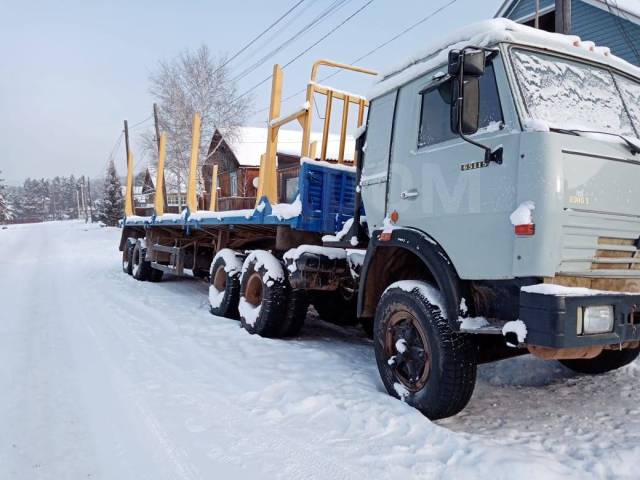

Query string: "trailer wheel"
[[132, 240, 152, 281], [122, 238, 136, 275], [279, 289, 309, 337], [208, 249, 243, 319], [238, 250, 288, 337], [560, 348, 640, 374], [374, 281, 477, 420]]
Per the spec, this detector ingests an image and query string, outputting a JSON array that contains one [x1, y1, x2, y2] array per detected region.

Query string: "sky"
[[0, 0, 503, 185]]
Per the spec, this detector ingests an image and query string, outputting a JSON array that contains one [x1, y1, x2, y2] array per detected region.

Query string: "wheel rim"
[[244, 272, 263, 308], [213, 265, 227, 292], [385, 309, 431, 392]]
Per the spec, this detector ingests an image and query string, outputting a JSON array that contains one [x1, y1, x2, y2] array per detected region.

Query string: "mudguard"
[[357, 227, 464, 329]]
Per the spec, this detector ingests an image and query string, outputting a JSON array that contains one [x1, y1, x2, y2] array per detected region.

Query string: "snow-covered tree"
[[98, 160, 124, 226], [0, 171, 13, 223], [144, 45, 252, 207]]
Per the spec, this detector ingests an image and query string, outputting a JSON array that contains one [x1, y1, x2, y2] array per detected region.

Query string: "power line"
[[233, 0, 375, 104], [213, 0, 306, 75], [250, 0, 458, 118], [231, 0, 352, 83]]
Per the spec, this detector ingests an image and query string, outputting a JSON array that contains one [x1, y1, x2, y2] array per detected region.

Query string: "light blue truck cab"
[[356, 19, 640, 418]]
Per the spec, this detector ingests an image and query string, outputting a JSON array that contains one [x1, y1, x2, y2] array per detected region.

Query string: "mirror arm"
[[455, 48, 503, 166]]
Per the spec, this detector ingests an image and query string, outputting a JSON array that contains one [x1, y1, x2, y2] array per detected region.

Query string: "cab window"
[[418, 62, 503, 148]]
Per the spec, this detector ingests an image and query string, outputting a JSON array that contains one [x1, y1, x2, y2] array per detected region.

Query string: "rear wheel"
[[374, 281, 477, 420], [313, 288, 358, 326], [209, 249, 243, 319], [239, 251, 288, 337], [560, 348, 640, 374], [279, 289, 309, 337], [122, 238, 135, 275], [132, 240, 151, 281]]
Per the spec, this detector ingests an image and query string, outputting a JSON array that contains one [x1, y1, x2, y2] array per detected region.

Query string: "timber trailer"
[[121, 19, 640, 419]]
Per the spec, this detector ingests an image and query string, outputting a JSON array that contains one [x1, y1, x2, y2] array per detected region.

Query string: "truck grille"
[[560, 210, 640, 277], [594, 237, 640, 271]]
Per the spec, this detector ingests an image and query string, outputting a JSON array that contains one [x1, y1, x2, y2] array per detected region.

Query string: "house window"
[[418, 62, 503, 148], [230, 171, 238, 196]]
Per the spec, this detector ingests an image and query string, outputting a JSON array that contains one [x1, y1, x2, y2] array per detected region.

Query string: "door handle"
[[400, 189, 419, 200]]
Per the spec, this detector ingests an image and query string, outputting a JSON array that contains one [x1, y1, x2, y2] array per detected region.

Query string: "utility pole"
[[535, 0, 540, 29], [87, 178, 94, 223], [80, 178, 87, 222], [76, 189, 81, 220], [555, 0, 571, 34], [124, 120, 131, 166]]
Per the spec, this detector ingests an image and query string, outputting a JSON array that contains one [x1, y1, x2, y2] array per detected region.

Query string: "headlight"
[[578, 306, 614, 335]]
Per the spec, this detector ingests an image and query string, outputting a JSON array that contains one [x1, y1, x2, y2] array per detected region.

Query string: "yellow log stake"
[[257, 64, 282, 204], [187, 112, 201, 212], [154, 133, 167, 215], [124, 150, 134, 217], [338, 96, 350, 164], [209, 164, 219, 211]]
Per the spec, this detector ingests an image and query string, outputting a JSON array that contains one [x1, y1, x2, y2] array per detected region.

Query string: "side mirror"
[[448, 49, 486, 77], [451, 76, 480, 135]]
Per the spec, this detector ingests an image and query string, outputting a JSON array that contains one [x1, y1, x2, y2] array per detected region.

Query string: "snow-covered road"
[[1, 221, 639, 479]]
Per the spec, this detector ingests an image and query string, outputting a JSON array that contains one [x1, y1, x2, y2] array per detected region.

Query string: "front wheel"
[[374, 281, 477, 420], [560, 348, 640, 374]]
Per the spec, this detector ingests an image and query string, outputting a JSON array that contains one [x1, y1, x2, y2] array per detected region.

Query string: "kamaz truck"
[[120, 19, 640, 419]]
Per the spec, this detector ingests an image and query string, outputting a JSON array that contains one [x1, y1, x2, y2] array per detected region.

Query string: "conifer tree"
[[98, 160, 124, 226]]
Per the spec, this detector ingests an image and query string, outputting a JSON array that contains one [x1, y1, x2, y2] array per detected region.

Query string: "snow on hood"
[[368, 18, 640, 100]]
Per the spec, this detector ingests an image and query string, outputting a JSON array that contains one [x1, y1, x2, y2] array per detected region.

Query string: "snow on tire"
[[238, 250, 288, 337], [373, 280, 477, 420], [122, 238, 136, 275], [132, 239, 151, 281], [209, 249, 243, 319]]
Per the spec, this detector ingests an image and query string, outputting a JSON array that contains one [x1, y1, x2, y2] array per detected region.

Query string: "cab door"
[[386, 57, 520, 280], [360, 90, 397, 233]]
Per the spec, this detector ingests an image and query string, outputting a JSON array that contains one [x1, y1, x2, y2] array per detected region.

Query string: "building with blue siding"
[[495, 0, 640, 65]]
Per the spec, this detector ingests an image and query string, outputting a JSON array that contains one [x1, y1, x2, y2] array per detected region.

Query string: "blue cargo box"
[[123, 160, 359, 235]]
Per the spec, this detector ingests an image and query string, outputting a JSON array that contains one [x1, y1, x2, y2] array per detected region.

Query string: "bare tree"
[[145, 45, 252, 207]]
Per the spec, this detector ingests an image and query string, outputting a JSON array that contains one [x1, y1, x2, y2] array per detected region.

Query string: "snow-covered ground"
[[2, 221, 640, 479]]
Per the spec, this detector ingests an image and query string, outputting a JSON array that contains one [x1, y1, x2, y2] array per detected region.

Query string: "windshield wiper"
[[550, 128, 640, 155]]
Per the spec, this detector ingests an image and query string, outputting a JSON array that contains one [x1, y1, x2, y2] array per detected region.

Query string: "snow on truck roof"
[[368, 18, 640, 100]]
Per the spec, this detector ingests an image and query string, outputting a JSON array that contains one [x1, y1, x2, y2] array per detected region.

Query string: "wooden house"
[[496, 0, 640, 65], [202, 127, 355, 211]]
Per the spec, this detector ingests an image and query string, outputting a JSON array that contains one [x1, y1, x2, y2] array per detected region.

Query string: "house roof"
[[495, 0, 640, 25], [214, 126, 355, 167]]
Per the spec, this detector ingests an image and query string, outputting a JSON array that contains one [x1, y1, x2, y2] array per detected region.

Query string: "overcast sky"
[[0, 0, 502, 185]]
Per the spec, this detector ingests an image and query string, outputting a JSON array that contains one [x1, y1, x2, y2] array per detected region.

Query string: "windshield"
[[510, 48, 640, 138]]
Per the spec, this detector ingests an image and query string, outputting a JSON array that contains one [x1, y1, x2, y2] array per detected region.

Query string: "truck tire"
[[132, 240, 152, 281], [238, 250, 288, 337], [209, 249, 243, 319], [279, 289, 309, 337], [560, 348, 640, 374], [122, 238, 135, 275], [373, 281, 477, 420], [313, 290, 358, 326], [149, 267, 164, 283]]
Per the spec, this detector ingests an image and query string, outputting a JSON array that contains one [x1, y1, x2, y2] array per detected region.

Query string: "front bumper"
[[520, 291, 640, 348]]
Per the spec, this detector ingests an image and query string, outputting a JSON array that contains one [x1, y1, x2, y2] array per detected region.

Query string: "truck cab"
[[357, 19, 640, 418]]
